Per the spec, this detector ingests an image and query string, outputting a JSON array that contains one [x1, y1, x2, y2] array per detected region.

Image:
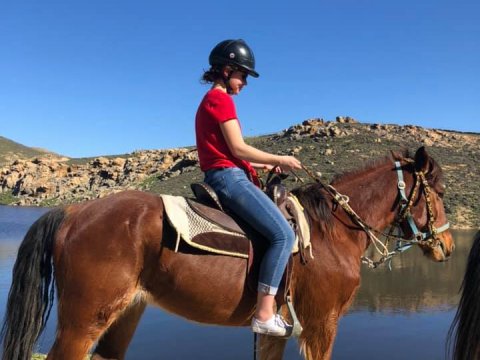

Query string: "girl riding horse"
[[196, 39, 302, 336]]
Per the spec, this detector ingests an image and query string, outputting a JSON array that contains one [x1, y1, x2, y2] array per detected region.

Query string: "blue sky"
[[1, 0, 478, 158]]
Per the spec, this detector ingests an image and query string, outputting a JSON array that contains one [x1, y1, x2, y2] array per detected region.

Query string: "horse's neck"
[[334, 163, 399, 230]]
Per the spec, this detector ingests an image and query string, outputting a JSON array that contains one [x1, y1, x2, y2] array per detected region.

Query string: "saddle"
[[190, 182, 224, 211], [189, 179, 311, 257], [161, 177, 312, 305]]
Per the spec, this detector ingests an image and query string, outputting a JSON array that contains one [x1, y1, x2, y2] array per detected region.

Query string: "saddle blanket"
[[161, 194, 312, 259]]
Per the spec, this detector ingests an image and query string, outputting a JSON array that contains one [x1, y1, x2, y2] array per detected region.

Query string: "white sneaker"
[[251, 314, 293, 337]]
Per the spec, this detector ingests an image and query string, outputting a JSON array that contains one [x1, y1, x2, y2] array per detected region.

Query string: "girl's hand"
[[261, 164, 282, 173], [251, 163, 281, 173], [278, 156, 302, 172]]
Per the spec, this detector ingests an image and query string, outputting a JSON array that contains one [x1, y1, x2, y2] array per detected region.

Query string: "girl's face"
[[226, 69, 248, 95]]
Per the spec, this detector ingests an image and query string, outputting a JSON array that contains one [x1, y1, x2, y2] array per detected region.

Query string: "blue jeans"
[[204, 167, 295, 295]]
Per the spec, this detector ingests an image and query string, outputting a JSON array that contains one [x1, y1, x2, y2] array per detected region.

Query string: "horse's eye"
[[437, 187, 445, 199], [437, 184, 446, 198]]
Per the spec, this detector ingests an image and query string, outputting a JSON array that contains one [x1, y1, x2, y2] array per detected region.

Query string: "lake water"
[[0, 205, 476, 359]]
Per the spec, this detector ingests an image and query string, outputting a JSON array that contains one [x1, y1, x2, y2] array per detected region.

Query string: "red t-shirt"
[[195, 89, 259, 185]]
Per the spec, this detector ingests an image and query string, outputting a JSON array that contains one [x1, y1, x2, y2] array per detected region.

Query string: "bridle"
[[299, 160, 450, 268], [393, 160, 450, 247]]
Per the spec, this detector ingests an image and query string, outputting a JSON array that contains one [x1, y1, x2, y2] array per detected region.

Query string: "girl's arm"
[[220, 119, 301, 171], [250, 162, 271, 169]]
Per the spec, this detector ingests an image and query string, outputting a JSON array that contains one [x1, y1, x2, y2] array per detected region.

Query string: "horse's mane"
[[292, 152, 407, 227], [330, 148, 444, 189], [292, 148, 444, 230], [290, 181, 336, 243], [330, 152, 402, 185], [291, 183, 332, 227]]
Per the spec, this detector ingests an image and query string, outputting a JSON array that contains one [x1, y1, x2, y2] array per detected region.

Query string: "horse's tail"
[[1, 207, 66, 360], [447, 230, 480, 360]]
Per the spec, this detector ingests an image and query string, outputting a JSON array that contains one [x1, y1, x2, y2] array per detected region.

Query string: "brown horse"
[[447, 230, 480, 360], [1, 146, 454, 360]]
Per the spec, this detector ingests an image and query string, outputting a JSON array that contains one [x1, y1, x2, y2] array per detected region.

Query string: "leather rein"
[[298, 160, 450, 269]]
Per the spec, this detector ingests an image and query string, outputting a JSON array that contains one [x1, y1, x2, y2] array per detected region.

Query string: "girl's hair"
[[200, 65, 236, 84], [201, 66, 223, 84]]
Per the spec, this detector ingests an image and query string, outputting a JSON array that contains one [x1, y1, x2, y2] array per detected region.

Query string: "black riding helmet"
[[209, 39, 259, 78]]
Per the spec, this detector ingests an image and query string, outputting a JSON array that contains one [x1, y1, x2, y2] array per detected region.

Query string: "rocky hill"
[[0, 136, 66, 166], [0, 117, 478, 229]]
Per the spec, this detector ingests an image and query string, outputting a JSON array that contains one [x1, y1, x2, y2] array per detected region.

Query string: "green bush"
[[0, 192, 16, 205]]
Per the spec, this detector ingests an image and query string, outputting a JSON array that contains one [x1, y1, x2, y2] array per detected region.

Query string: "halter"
[[300, 160, 450, 269]]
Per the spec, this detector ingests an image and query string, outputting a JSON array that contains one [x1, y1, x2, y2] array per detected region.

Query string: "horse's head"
[[395, 146, 454, 262]]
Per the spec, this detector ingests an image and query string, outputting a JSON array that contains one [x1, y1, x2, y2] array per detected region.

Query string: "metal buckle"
[[398, 181, 406, 190], [340, 195, 350, 203]]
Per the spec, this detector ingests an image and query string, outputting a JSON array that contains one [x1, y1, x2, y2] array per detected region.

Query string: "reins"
[[295, 162, 449, 269]]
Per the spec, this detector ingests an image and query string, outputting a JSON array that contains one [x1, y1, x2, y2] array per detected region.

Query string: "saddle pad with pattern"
[[161, 195, 249, 258]]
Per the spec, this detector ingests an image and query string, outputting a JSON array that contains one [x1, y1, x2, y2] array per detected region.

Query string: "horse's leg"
[[257, 335, 288, 360], [47, 240, 143, 359], [256, 314, 338, 360], [46, 288, 139, 360], [298, 311, 339, 360], [47, 325, 97, 360], [92, 296, 147, 360]]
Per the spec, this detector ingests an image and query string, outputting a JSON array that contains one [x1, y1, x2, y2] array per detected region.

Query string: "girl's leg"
[[255, 293, 276, 321], [205, 168, 295, 324]]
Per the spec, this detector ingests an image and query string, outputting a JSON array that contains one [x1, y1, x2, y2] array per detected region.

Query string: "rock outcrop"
[[0, 149, 197, 206], [278, 118, 476, 149]]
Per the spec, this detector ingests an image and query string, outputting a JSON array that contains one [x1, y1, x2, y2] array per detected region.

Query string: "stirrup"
[[279, 295, 303, 338]]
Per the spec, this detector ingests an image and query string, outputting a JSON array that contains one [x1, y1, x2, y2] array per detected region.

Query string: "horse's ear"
[[414, 146, 431, 173]]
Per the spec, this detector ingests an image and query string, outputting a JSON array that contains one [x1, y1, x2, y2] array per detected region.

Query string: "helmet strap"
[[223, 69, 234, 95]]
